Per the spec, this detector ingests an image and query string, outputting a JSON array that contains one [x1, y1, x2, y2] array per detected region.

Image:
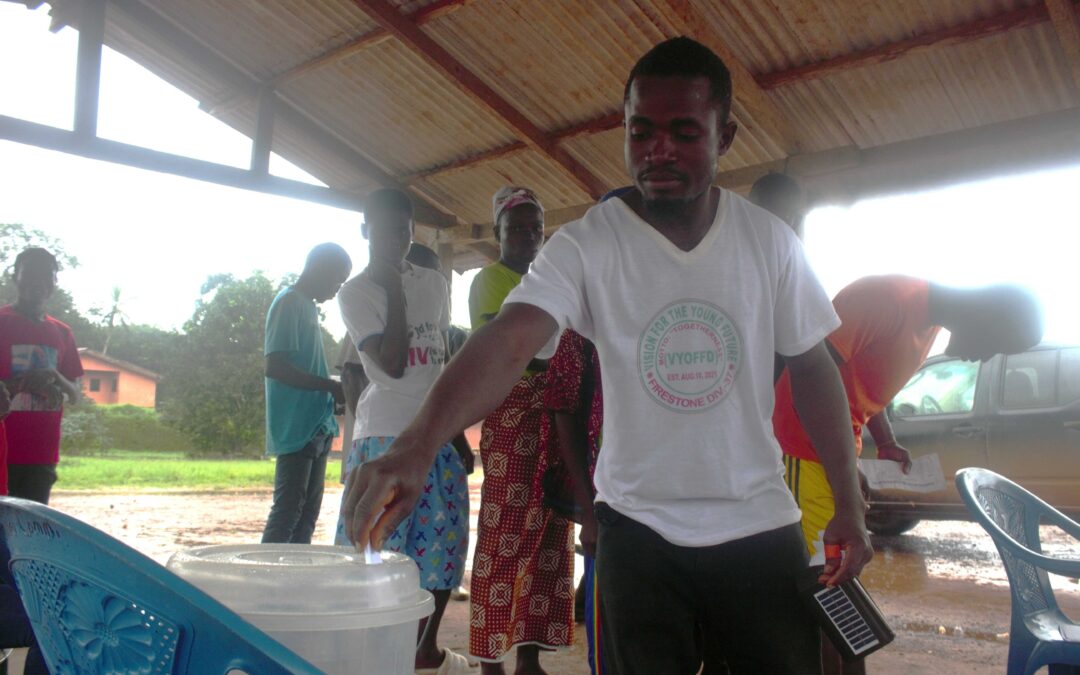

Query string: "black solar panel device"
[[798, 564, 895, 662]]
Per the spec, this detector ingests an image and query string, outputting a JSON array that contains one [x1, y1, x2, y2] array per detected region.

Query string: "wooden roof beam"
[[1047, 0, 1080, 100], [348, 0, 609, 199], [757, 4, 1060, 89], [108, 0, 457, 228], [636, 0, 803, 155], [205, 0, 474, 117], [405, 112, 623, 183]]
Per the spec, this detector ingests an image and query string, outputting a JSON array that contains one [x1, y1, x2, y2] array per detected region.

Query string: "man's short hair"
[[304, 242, 351, 270], [365, 188, 414, 219], [750, 173, 802, 206], [624, 36, 733, 121], [13, 247, 59, 275]]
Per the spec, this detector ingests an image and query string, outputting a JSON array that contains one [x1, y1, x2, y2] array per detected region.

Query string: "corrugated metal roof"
[[279, 38, 519, 176], [29, 0, 1080, 270], [139, 0, 380, 82]]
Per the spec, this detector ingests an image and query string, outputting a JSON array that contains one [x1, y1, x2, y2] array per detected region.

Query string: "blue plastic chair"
[[955, 468, 1080, 675], [0, 497, 321, 674]]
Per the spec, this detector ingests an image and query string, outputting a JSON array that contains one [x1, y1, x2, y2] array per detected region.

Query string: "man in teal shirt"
[[262, 243, 352, 544]]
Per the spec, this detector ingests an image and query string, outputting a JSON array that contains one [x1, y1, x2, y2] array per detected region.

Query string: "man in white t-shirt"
[[334, 188, 474, 674], [342, 39, 871, 674]]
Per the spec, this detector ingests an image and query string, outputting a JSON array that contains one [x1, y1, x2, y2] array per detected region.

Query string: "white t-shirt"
[[337, 262, 450, 439], [506, 191, 839, 547]]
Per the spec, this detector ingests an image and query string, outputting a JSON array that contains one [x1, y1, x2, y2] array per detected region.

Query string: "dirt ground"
[[15, 483, 1077, 674]]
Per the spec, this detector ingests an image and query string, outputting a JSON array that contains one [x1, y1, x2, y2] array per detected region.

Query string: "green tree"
[[89, 286, 128, 355], [165, 272, 279, 457], [0, 223, 78, 273], [101, 324, 184, 407]]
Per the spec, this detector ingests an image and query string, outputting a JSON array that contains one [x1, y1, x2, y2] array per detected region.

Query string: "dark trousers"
[[7, 465, 58, 505], [261, 433, 331, 544], [0, 545, 48, 675], [595, 503, 821, 675]]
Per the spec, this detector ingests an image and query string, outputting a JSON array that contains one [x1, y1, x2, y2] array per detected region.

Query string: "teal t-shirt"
[[264, 287, 338, 455]]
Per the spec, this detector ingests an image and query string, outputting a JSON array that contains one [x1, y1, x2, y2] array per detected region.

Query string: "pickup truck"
[[863, 343, 1080, 535]]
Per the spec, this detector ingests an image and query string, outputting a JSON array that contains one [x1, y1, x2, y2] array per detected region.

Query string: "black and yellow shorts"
[[783, 455, 834, 565]]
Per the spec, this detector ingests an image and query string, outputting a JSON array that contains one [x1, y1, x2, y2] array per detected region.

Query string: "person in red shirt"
[[773, 275, 1042, 675], [0, 248, 84, 504], [0, 337, 49, 674]]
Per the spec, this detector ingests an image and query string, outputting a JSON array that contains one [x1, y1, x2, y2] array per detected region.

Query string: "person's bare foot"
[[480, 661, 506, 675], [512, 646, 546, 675], [414, 647, 445, 671], [419, 648, 478, 673]]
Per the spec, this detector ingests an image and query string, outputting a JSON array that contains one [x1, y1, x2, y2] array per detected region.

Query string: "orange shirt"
[[773, 275, 940, 462]]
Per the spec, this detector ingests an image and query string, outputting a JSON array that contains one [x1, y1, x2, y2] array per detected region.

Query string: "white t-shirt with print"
[[506, 191, 839, 547], [338, 263, 450, 439]]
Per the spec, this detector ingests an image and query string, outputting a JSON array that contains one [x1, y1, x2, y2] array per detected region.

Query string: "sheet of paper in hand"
[[859, 454, 947, 493]]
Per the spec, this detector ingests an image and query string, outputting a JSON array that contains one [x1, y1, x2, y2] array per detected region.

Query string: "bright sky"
[[2, 3, 1078, 344]]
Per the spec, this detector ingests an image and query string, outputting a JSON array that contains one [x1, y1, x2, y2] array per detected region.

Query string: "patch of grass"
[[56, 449, 343, 491]]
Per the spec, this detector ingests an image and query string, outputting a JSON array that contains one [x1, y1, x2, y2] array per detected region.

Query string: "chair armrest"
[[998, 537, 1080, 578], [1039, 507, 1080, 543]]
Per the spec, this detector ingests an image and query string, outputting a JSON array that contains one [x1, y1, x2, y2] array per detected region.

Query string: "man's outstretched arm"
[[343, 302, 558, 548], [786, 340, 873, 585]]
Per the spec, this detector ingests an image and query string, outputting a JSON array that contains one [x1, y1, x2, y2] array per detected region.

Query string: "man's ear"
[[717, 120, 738, 157]]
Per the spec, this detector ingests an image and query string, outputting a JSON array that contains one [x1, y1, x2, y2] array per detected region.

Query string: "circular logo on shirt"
[[638, 300, 742, 413]]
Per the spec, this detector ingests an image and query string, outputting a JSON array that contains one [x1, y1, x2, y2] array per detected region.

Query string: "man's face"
[[624, 75, 736, 210], [14, 261, 57, 308], [365, 208, 413, 265], [311, 261, 351, 303], [496, 203, 544, 266]]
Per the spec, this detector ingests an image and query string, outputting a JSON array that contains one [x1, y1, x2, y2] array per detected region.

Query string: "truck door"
[[988, 346, 1080, 514], [880, 356, 990, 507]]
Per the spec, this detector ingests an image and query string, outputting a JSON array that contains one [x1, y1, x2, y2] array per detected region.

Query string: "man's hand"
[[877, 441, 913, 474], [329, 380, 346, 406], [15, 368, 58, 394], [369, 258, 403, 292], [342, 437, 432, 549], [579, 507, 598, 559], [819, 510, 873, 587], [456, 446, 475, 474]]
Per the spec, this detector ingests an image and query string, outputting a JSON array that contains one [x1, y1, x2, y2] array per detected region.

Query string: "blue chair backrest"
[[0, 497, 322, 674], [954, 469, 1061, 620]]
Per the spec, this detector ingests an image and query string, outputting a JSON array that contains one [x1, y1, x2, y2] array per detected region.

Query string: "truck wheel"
[[865, 512, 920, 536]]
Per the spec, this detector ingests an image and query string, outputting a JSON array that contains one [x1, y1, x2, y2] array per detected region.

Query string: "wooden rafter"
[[758, 4, 1056, 89], [347, 0, 609, 199], [205, 0, 474, 116], [405, 112, 624, 183], [1047, 0, 1080, 99]]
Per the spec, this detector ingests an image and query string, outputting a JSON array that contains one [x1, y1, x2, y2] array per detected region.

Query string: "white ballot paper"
[[859, 454, 947, 493]]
